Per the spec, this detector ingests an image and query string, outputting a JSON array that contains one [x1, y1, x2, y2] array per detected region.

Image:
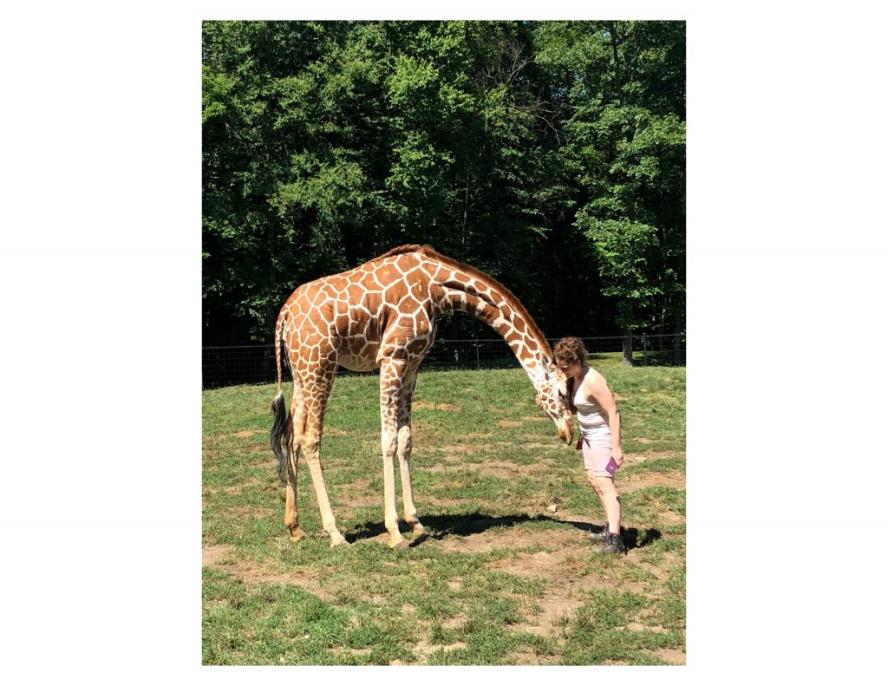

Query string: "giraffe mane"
[[372, 244, 552, 360], [372, 244, 430, 260]]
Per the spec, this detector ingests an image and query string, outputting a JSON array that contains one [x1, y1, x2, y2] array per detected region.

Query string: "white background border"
[[2, 1, 886, 683]]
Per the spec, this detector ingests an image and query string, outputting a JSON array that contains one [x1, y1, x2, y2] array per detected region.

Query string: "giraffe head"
[[534, 362, 574, 444]]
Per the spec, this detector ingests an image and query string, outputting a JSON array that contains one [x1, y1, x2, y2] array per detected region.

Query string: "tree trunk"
[[621, 329, 634, 366]]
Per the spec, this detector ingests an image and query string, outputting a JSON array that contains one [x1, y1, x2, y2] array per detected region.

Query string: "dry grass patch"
[[619, 469, 685, 493], [654, 648, 685, 665], [413, 402, 461, 411], [435, 521, 569, 554], [204, 476, 273, 496], [202, 544, 336, 602]]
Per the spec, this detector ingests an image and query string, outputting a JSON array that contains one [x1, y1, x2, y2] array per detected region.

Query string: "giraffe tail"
[[270, 311, 291, 483], [270, 389, 290, 483]]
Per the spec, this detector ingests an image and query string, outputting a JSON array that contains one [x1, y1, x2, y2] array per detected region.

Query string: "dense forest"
[[202, 20, 685, 349]]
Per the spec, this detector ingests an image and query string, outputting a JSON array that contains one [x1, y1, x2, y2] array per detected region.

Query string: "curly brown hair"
[[553, 337, 588, 367], [553, 337, 589, 413]]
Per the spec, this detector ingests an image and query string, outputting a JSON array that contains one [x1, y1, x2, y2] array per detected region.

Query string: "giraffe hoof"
[[330, 534, 349, 548], [388, 536, 409, 550], [289, 528, 307, 544]]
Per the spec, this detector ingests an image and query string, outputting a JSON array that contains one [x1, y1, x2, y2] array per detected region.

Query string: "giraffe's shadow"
[[346, 511, 662, 550]]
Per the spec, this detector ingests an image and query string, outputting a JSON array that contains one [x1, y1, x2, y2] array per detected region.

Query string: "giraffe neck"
[[428, 258, 552, 388]]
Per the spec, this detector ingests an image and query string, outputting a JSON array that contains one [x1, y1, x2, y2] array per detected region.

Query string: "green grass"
[[203, 356, 685, 665]]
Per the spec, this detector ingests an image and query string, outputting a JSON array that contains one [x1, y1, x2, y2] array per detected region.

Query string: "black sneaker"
[[589, 524, 608, 541], [600, 531, 627, 554]]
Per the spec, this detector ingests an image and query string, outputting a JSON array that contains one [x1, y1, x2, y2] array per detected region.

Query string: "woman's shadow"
[[345, 511, 662, 549]]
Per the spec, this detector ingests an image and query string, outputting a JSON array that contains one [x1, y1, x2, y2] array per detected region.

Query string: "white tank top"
[[573, 368, 611, 439]]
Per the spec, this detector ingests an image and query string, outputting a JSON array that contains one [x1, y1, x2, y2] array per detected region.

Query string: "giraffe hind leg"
[[283, 388, 307, 542], [301, 368, 348, 548]]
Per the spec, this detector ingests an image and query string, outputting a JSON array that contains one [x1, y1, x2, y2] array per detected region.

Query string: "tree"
[[201, 21, 685, 352], [535, 20, 685, 363]]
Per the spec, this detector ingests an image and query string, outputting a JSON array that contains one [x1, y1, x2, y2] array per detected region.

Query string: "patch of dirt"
[[627, 450, 683, 461], [442, 613, 467, 629], [331, 646, 373, 659], [234, 430, 255, 438], [441, 444, 479, 456], [508, 647, 544, 665], [201, 543, 336, 602], [413, 639, 466, 663], [626, 622, 669, 633], [413, 402, 461, 412], [636, 551, 683, 582], [496, 420, 525, 428], [467, 459, 528, 479], [222, 506, 276, 519], [324, 427, 349, 437], [437, 525, 577, 555], [337, 479, 378, 508], [510, 591, 579, 637], [619, 470, 685, 493], [204, 477, 273, 496], [202, 543, 235, 567], [657, 510, 685, 526], [654, 648, 685, 665], [432, 524, 658, 638]]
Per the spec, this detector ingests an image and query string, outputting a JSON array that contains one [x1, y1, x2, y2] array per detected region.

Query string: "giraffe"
[[270, 244, 574, 549]]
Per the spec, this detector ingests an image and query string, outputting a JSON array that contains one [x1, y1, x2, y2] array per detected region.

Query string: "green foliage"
[[202, 21, 685, 343]]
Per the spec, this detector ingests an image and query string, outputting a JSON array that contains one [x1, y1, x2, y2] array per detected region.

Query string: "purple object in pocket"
[[605, 457, 618, 475]]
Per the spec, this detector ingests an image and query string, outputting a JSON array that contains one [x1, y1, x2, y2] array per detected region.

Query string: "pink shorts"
[[577, 437, 616, 478]]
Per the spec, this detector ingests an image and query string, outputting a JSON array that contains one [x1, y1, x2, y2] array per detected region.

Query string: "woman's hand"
[[612, 446, 624, 467]]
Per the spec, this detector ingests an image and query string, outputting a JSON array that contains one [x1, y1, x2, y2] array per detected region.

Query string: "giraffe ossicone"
[[270, 244, 573, 549]]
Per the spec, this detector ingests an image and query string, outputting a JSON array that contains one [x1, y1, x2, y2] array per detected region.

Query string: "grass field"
[[202, 353, 685, 665]]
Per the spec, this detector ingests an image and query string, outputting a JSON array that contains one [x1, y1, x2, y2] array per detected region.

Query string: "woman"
[[553, 337, 626, 554]]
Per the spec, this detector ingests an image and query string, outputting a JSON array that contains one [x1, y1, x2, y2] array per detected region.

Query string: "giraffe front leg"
[[303, 437, 348, 548], [382, 426, 408, 549], [397, 424, 425, 539], [380, 358, 409, 549]]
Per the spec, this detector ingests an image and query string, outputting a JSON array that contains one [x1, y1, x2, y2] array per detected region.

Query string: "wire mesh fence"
[[202, 333, 685, 389]]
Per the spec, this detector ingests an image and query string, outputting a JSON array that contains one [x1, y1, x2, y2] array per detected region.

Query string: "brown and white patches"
[[274, 245, 561, 548]]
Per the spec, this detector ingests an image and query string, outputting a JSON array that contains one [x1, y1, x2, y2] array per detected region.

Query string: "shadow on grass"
[[346, 511, 661, 550]]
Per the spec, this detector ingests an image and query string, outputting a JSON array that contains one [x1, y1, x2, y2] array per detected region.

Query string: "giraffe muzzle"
[[555, 417, 573, 444]]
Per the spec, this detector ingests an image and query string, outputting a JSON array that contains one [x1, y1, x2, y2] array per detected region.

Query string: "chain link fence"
[[202, 333, 684, 389]]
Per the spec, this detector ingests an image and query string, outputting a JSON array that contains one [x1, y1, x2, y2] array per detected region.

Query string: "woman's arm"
[[584, 372, 623, 466]]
